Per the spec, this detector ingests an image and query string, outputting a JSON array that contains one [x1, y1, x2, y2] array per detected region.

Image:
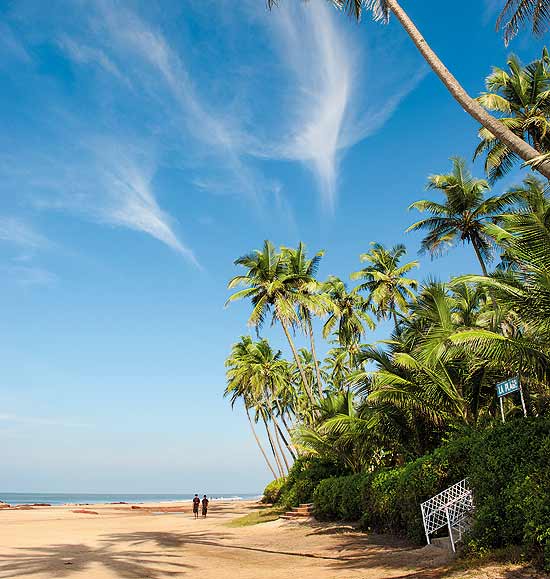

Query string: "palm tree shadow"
[[0, 541, 193, 578], [103, 530, 359, 562], [104, 530, 231, 550]]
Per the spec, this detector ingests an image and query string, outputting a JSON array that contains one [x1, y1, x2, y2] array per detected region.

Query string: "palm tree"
[[225, 337, 279, 479], [496, 176, 550, 270], [265, 0, 550, 180], [322, 276, 374, 348], [474, 49, 550, 182], [497, 0, 550, 45], [351, 242, 418, 329], [512, 175, 550, 219], [282, 243, 329, 399], [407, 157, 518, 275], [293, 391, 374, 473], [226, 240, 316, 407], [225, 336, 295, 476]]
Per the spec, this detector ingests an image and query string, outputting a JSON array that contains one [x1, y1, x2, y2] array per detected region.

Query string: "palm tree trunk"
[[246, 407, 278, 480], [307, 318, 324, 400], [281, 413, 294, 438], [392, 310, 399, 332], [387, 0, 550, 180], [280, 318, 316, 407], [471, 238, 489, 276], [262, 415, 285, 477], [275, 419, 297, 461], [273, 420, 291, 472]]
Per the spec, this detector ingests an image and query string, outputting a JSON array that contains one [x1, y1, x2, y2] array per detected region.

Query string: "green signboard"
[[496, 377, 520, 398]]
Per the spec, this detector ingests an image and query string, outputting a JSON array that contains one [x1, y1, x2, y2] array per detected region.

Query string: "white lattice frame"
[[420, 478, 474, 552]]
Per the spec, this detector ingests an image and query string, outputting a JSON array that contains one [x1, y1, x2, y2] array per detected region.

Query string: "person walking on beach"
[[192, 494, 200, 519], [201, 495, 209, 518]]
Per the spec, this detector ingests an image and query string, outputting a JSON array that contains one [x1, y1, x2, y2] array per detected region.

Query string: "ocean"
[[0, 492, 260, 506]]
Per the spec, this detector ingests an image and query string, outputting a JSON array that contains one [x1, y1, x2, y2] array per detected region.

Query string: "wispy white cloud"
[[97, 157, 200, 267], [31, 140, 200, 267], [57, 36, 128, 84], [89, 0, 263, 204], [263, 0, 427, 209], [0, 217, 49, 249], [0, 218, 57, 285], [270, 1, 352, 209]]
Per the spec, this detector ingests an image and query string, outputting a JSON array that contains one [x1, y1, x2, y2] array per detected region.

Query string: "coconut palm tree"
[[497, 0, 550, 45], [225, 336, 295, 476], [226, 240, 316, 407], [282, 243, 329, 399], [351, 242, 418, 329], [265, 0, 550, 180], [322, 276, 374, 348], [474, 49, 550, 182], [407, 157, 519, 275], [225, 337, 279, 478]]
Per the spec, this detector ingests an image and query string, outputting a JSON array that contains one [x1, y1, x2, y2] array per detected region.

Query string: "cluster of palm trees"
[[224, 156, 550, 478], [225, 8, 550, 478]]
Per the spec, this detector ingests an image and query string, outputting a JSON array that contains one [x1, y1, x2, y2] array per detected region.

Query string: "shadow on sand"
[[0, 540, 193, 578], [104, 529, 354, 561]]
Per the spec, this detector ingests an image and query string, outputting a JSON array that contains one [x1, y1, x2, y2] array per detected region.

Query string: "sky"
[[0, 0, 545, 494]]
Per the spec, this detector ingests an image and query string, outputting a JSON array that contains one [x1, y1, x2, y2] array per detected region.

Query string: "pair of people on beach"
[[192, 494, 208, 519]]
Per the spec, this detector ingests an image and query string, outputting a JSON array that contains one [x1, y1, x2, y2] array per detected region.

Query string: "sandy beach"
[[1, 500, 542, 579], [0, 499, 456, 579]]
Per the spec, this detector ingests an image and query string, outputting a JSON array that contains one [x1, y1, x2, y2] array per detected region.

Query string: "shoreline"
[[0, 494, 261, 508]]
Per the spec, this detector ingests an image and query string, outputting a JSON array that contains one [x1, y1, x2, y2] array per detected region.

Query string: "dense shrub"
[[314, 433, 473, 541], [312, 418, 550, 568], [262, 478, 285, 504], [466, 418, 550, 570], [315, 472, 370, 521], [277, 457, 347, 508]]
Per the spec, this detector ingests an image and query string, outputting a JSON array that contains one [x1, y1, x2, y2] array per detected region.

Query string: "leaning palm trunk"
[[280, 413, 298, 456], [307, 318, 324, 400], [280, 318, 317, 407], [246, 407, 278, 479], [273, 421, 291, 472], [275, 419, 297, 461], [262, 415, 286, 477], [386, 0, 550, 180]]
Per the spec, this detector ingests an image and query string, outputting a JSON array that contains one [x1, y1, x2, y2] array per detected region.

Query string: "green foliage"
[[467, 418, 550, 570], [262, 478, 285, 504], [277, 457, 346, 508], [314, 472, 369, 521], [313, 419, 550, 566]]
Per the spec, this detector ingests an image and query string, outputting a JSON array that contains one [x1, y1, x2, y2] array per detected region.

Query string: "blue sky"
[[0, 0, 544, 493]]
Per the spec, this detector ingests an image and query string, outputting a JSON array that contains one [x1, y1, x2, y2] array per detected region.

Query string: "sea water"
[[0, 492, 260, 506]]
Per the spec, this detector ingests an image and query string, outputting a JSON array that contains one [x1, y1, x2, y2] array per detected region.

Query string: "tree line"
[[224, 10, 550, 480]]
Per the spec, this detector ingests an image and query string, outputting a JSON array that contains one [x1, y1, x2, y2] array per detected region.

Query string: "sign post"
[[495, 377, 526, 422]]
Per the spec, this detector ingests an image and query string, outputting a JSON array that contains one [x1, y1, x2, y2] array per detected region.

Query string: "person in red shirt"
[[192, 494, 200, 519]]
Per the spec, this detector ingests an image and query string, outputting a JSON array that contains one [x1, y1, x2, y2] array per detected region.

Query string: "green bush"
[[314, 472, 369, 521], [277, 457, 346, 508], [314, 433, 473, 542], [262, 478, 285, 504], [466, 418, 550, 570], [311, 418, 550, 569]]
